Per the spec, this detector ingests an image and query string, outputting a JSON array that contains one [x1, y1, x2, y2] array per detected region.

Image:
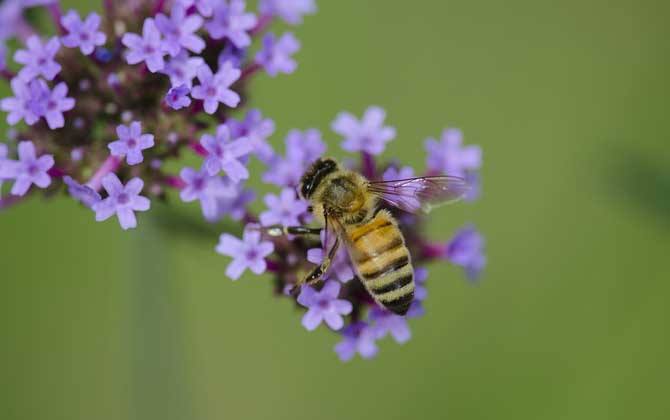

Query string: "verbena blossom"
[[332, 106, 397, 155], [60, 11, 106, 55], [0, 0, 485, 362], [92, 174, 151, 230], [190, 62, 241, 114], [0, 141, 53, 196], [256, 32, 300, 77], [108, 121, 155, 165], [14, 36, 61, 81], [206, 0, 257, 48], [216, 225, 275, 280], [298, 281, 353, 331]]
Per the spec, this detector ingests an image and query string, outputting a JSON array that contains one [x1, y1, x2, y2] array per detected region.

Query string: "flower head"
[[262, 128, 326, 187], [227, 109, 275, 162], [60, 11, 106, 55], [92, 174, 151, 230], [190, 62, 241, 114], [334, 321, 379, 361], [425, 128, 482, 177], [215, 184, 255, 221], [259, 0, 317, 25], [216, 224, 275, 280], [63, 176, 101, 208], [165, 85, 192, 110], [27, 79, 75, 129], [297, 281, 353, 331], [1, 78, 41, 126], [206, 0, 257, 48], [179, 166, 236, 221], [200, 124, 253, 181], [0, 141, 53, 196], [259, 188, 308, 227], [446, 225, 486, 280], [108, 121, 155, 166], [14, 35, 61, 81], [155, 5, 205, 57], [161, 52, 204, 88], [122, 18, 166, 72], [369, 307, 411, 344], [256, 32, 300, 77], [332, 106, 396, 155]]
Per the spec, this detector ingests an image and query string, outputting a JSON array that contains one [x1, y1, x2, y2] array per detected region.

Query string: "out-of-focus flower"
[[256, 32, 300, 77], [332, 106, 396, 155], [122, 18, 166, 72], [217, 43, 246, 69], [1, 78, 40, 126], [28, 79, 75, 129], [0, 141, 53, 196], [227, 109, 275, 162], [206, 0, 257, 48], [446, 225, 486, 281], [382, 165, 414, 181], [259, 0, 316, 25], [216, 224, 275, 280], [155, 5, 205, 57], [215, 183, 255, 221], [63, 176, 101, 207], [369, 307, 411, 344], [425, 128, 482, 177], [200, 124, 253, 181], [298, 281, 353, 331], [178, 0, 215, 17], [179, 166, 236, 221], [108, 121, 155, 166], [14, 36, 61, 81], [262, 128, 326, 187], [165, 85, 192, 110], [60, 11, 106, 55], [161, 52, 204, 88], [190, 62, 241, 114], [334, 321, 378, 361], [259, 188, 308, 226], [92, 174, 151, 230]]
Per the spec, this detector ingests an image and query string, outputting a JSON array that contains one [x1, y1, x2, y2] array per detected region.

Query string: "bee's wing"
[[366, 175, 469, 214]]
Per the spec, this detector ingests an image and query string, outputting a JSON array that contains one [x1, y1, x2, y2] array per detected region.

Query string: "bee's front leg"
[[263, 225, 323, 237]]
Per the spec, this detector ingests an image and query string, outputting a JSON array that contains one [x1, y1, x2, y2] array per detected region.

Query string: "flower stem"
[[87, 156, 121, 191], [361, 152, 376, 179], [251, 14, 274, 36], [47, 3, 66, 35], [239, 62, 262, 83], [164, 175, 186, 190], [0, 194, 26, 211], [420, 241, 447, 260], [151, 0, 167, 15], [188, 141, 208, 157], [1, 69, 15, 81]]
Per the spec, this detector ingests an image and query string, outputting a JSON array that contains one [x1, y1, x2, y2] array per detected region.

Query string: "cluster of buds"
[[0, 0, 485, 361]]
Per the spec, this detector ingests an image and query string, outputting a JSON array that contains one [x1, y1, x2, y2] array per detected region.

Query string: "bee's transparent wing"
[[367, 175, 469, 214]]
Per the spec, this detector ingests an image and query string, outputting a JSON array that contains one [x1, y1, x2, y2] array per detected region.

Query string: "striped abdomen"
[[346, 210, 415, 315]]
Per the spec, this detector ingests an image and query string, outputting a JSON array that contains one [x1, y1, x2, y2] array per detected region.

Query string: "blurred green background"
[[2, 0, 669, 419]]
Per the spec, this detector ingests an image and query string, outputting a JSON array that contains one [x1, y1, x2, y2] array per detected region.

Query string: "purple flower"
[[191, 62, 241, 114], [425, 128, 482, 177], [446, 225, 486, 281], [155, 5, 205, 57], [177, 0, 214, 17], [200, 124, 253, 181], [206, 0, 257, 48], [60, 11, 106, 55], [27, 79, 75, 129], [179, 166, 236, 221], [307, 230, 354, 283], [0, 141, 53, 196], [227, 109, 275, 162], [217, 43, 246, 69], [256, 32, 300, 77], [382, 165, 415, 181], [92, 174, 151, 230], [161, 52, 204, 88], [14, 35, 61, 81], [259, 0, 317, 25], [259, 188, 308, 226], [108, 121, 155, 165], [122, 18, 166, 72], [369, 307, 411, 344], [63, 176, 101, 208], [464, 171, 481, 202], [297, 281, 353, 331], [406, 267, 428, 318], [0, 143, 8, 193], [262, 129, 326, 187], [1, 78, 40, 126], [332, 106, 396, 155], [0, 42, 7, 71], [215, 184, 255, 221], [165, 85, 192, 110], [216, 224, 275, 280], [334, 322, 378, 361]]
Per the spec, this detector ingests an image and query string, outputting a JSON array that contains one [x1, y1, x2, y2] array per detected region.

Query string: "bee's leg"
[[291, 237, 341, 294], [262, 225, 322, 237]]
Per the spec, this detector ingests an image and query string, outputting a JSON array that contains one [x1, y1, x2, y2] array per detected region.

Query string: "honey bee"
[[267, 158, 469, 315]]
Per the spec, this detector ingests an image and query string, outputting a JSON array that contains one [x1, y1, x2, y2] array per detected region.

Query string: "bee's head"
[[299, 158, 339, 199]]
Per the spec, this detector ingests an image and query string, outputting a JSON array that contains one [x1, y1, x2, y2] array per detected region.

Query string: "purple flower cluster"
[[0, 0, 486, 361]]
